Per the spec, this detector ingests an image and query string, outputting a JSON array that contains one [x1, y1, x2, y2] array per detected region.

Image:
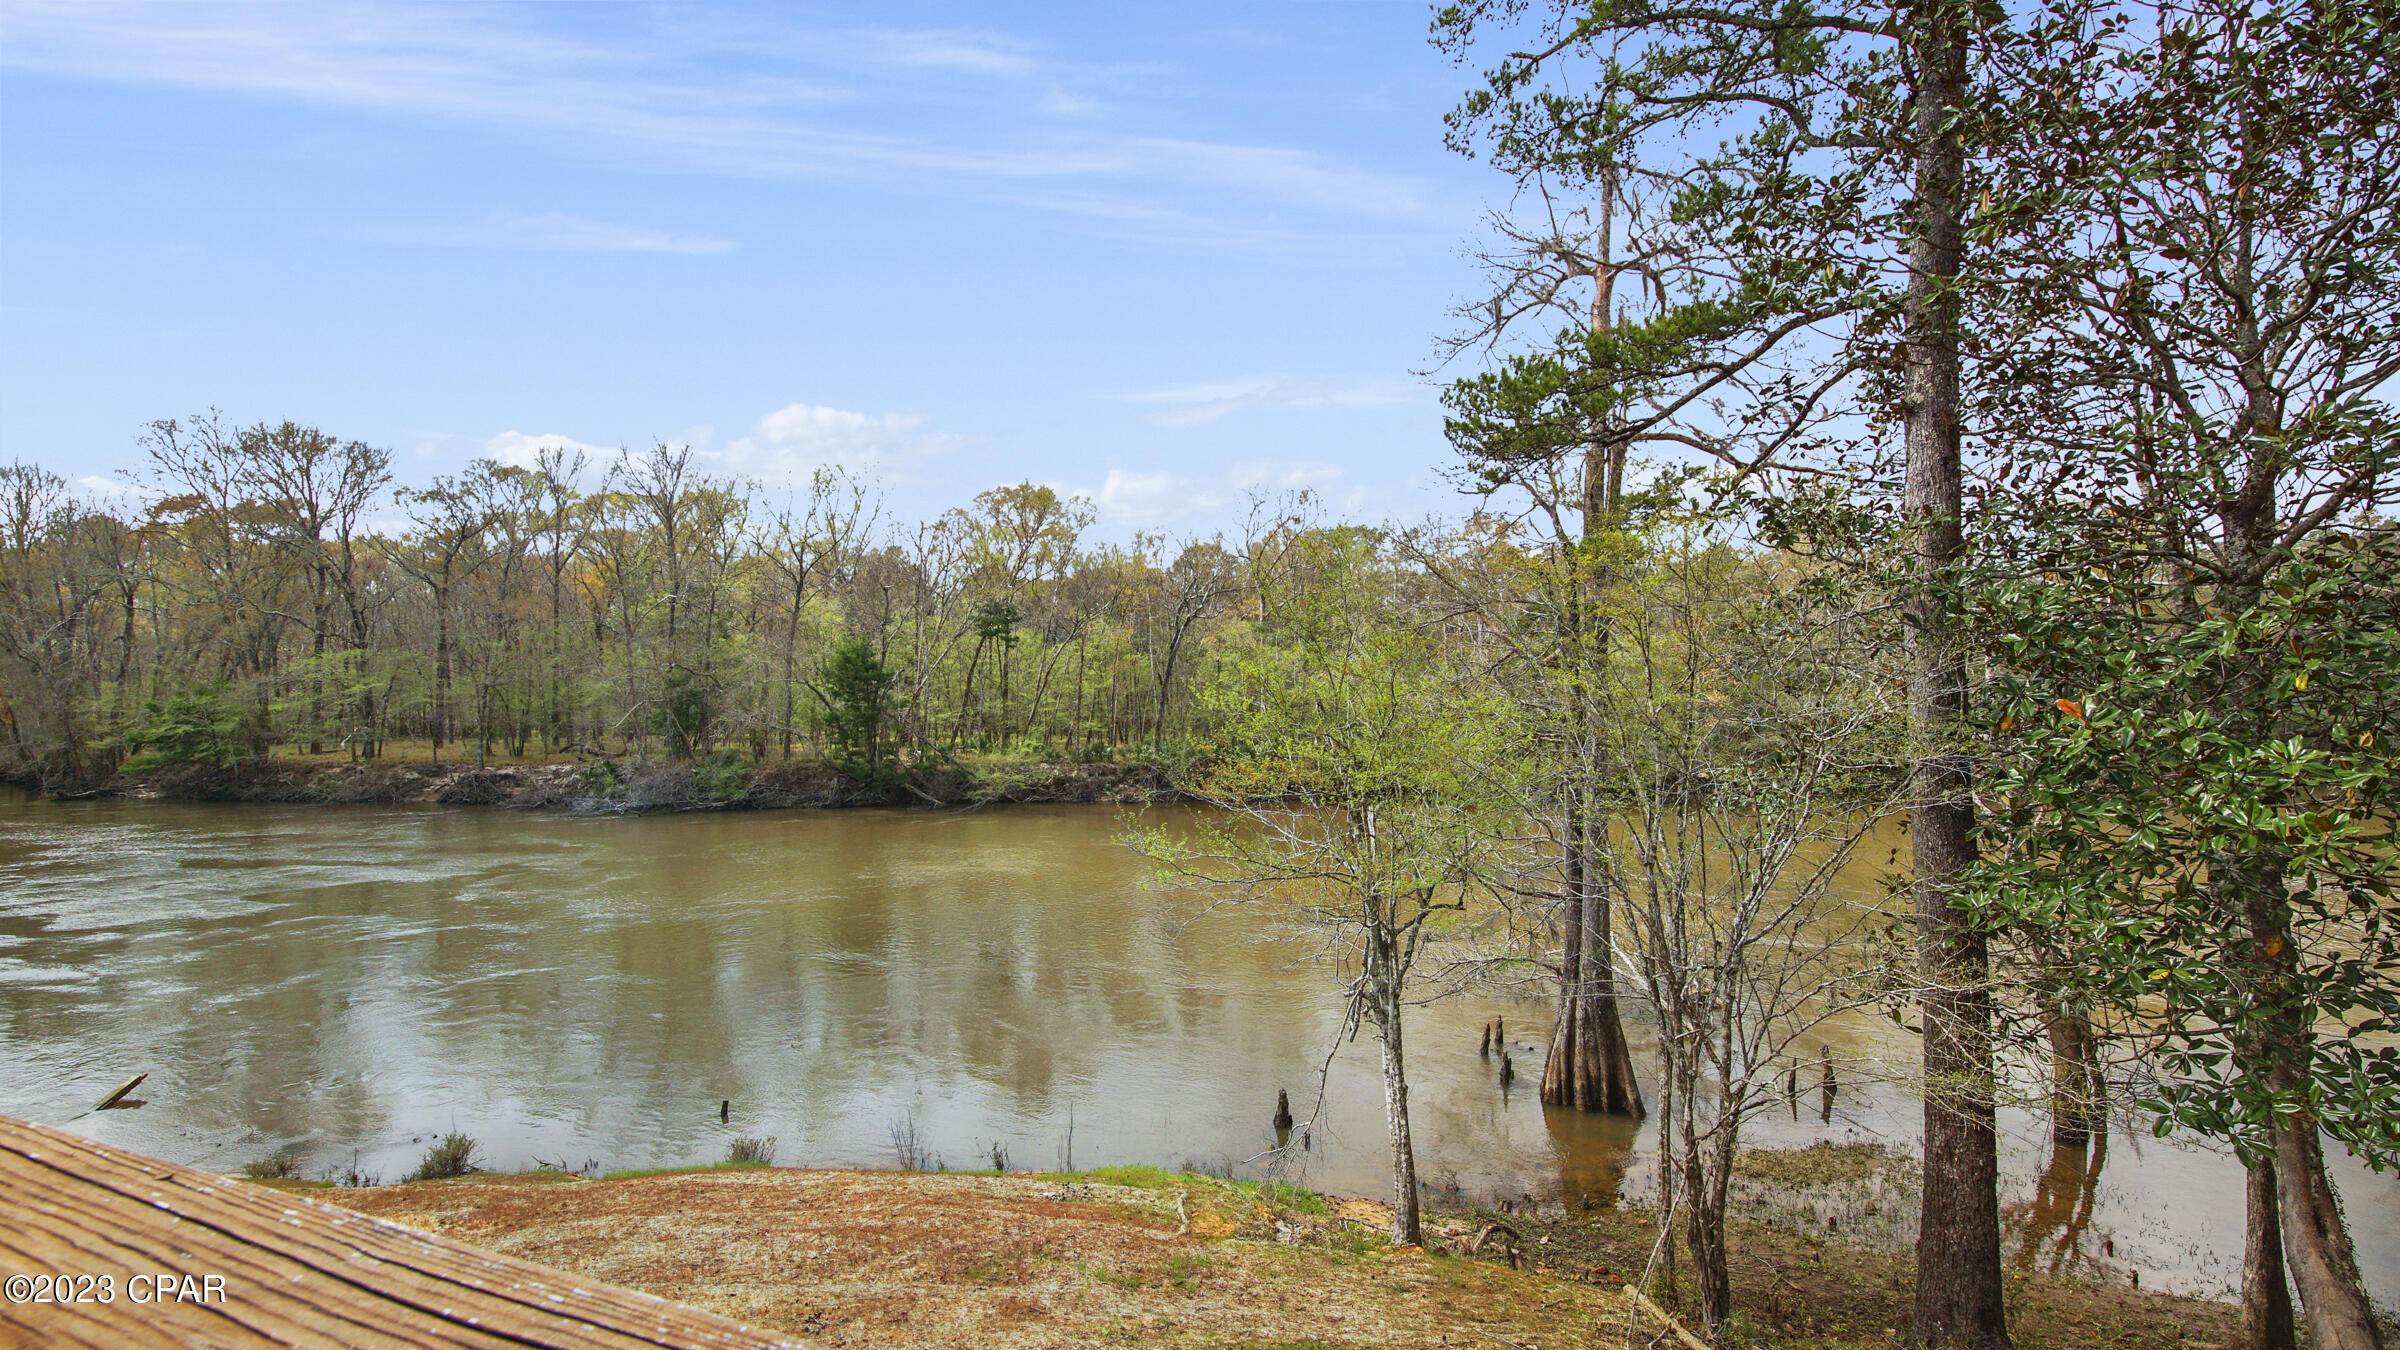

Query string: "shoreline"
[[4, 754, 1178, 814]]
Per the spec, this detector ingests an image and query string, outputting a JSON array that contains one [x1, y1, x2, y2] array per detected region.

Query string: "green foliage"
[[121, 688, 243, 771], [580, 757, 624, 794], [597, 1160, 771, 1180], [971, 597, 1022, 645], [659, 666, 715, 759], [692, 748, 752, 803], [1966, 535, 2400, 1165], [817, 636, 901, 784], [1043, 1164, 1182, 1189]]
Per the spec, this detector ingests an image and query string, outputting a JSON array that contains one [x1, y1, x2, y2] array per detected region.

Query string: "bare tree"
[[1135, 530, 1506, 1245], [1596, 528, 1899, 1334]]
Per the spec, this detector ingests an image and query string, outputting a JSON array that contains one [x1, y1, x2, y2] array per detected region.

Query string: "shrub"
[[820, 637, 901, 784], [122, 689, 241, 771], [694, 748, 752, 802], [404, 1132, 480, 1182], [241, 1150, 303, 1180], [725, 1136, 777, 1167]]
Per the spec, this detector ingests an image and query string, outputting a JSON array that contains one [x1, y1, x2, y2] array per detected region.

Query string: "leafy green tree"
[[815, 636, 901, 786], [1956, 3, 2400, 1343], [1972, 538, 2400, 1350], [123, 688, 243, 771]]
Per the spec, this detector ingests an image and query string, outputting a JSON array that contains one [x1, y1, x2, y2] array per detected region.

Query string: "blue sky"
[[0, 1, 1511, 536]]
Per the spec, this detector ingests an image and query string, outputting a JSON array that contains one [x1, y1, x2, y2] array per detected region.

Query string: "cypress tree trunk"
[[1542, 168, 1644, 1119], [1542, 785, 1644, 1114]]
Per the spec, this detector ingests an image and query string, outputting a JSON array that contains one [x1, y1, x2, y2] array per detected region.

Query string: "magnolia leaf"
[[2295, 672, 2310, 692], [2056, 698, 2085, 719]]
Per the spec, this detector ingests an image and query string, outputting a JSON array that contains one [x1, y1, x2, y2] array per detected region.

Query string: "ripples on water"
[[0, 791, 2391, 1308]]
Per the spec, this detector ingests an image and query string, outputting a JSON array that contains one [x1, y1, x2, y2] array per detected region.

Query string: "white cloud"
[[720, 402, 960, 483], [405, 211, 734, 255], [1124, 375, 1413, 429], [484, 430, 616, 472], [1076, 457, 1353, 530], [74, 473, 148, 505], [1230, 458, 1345, 492], [1093, 468, 1225, 529], [1037, 87, 1098, 117]]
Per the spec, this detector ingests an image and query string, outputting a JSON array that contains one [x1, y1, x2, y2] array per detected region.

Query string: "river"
[[0, 792, 2391, 1309]]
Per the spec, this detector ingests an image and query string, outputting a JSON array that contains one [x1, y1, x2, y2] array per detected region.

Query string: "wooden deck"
[[0, 1114, 813, 1349]]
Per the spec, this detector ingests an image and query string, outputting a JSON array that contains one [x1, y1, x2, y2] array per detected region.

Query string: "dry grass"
[[327, 1168, 1632, 1349], [313, 1162, 2264, 1349]]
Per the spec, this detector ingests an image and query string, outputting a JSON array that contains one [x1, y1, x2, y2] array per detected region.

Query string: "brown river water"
[[0, 792, 2391, 1310]]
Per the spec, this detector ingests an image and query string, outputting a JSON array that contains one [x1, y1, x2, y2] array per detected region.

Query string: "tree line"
[[0, 424, 1276, 783]]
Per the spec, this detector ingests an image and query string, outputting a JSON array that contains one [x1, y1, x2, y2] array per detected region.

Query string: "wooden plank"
[[0, 1114, 813, 1350], [92, 1073, 147, 1112]]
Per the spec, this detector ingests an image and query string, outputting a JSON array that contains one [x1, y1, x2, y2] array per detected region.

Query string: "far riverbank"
[[4, 752, 1175, 813]]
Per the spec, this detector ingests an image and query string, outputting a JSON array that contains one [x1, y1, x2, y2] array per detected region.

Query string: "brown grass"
[[317, 1166, 2261, 1350], [327, 1169, 1632, 1349]]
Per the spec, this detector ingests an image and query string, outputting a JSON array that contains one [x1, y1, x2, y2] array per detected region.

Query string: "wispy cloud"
[[399, 211, 733, 255], [1123, 375, 1414, 429], [0, 3, 1431, 243], [861, 27, 1043, 77]]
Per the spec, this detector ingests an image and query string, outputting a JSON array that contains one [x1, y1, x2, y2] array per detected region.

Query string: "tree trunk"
[[1369, 985, 1423, 1246], [2241, 1152, 2298, 1350], [2240, 865, 2386, 1350], [1646, 1057, 1679, 1290], [1686, 1112, 1734, 1333], [1070, 632, 1087, 755], [308, 598, 328, 757], [432, 588, 451, 764], [1542, 168, 1646, 1120], [955, 638, 984, 751], [1903, 1, 2007, 1343], [782, 592, 802, 760], [1543, 789, 1644, 1114], [2272, 1089, 2384, 1349]]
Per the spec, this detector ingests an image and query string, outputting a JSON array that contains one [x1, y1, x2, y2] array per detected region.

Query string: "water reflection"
[[2011, 1133, 2107, 1279], [0, 792, 2391, 1311]]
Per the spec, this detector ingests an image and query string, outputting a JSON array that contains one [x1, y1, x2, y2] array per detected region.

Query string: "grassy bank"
[[277, 1161, 2249, 1349]]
